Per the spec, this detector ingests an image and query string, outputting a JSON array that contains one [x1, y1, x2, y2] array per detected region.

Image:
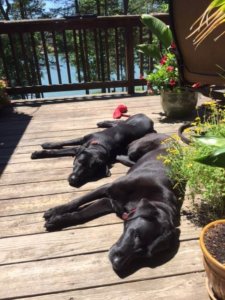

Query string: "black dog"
[[43, 133, 182, 272], [31, 114, 155, 188]]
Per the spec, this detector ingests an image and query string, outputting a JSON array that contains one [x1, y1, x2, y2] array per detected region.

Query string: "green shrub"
[[160, 102, 225, 221]]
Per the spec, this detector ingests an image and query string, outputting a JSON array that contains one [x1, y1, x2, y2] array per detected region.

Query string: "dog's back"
[[98, 113, 155, 145]]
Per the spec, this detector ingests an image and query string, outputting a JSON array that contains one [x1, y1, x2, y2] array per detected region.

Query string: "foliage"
[[145, 51, 180, 94], [137, 14, 173, 61], [159, 102, 225, 220], [0, 0, 46, 20], [137, 14, 181, 95], [187, 0, 225, 47], [47, 0, 169, 17], [0, 79, 10, 105]]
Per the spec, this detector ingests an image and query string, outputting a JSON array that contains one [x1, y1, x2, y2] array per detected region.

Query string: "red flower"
[[169, 79, 177, 87], [170, 42, 176, 49], [167, 66, 174, 72], [160, 55, 167, 65], [192, 82, 201, 88]]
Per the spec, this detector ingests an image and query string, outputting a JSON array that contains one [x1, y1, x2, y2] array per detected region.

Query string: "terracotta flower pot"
[[160, 90, 198, 118], [200, 219, 225, 300]]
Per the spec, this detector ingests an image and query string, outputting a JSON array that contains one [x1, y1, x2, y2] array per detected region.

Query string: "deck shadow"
[[0, 106, 32, 176], [11, 92, 148, 107]]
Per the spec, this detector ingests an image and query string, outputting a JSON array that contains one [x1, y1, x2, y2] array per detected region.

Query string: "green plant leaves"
[[194, 136, 225, 147], [137, 44, 161, 60], [208, 0, 225, 10], [195, 147, 225, 168], [141, 14, 173, 48], [193, 136, 225, 168]]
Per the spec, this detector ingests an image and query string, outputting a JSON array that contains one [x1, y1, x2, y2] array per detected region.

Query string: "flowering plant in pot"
[[146, 51, 198, 118], [137, 14, 198, 118]]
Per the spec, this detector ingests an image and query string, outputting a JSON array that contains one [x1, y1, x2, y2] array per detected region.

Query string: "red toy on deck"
[[113, 104, 130, 119]]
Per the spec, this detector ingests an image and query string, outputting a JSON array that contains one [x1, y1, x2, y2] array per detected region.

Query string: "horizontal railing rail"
[[0, 14, 169, 98]]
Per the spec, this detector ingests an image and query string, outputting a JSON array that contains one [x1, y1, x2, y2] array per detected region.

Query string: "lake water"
[[41, 55, 143, 98]]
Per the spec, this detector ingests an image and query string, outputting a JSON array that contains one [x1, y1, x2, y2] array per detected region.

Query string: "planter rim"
[[200, 219, 225, 271]]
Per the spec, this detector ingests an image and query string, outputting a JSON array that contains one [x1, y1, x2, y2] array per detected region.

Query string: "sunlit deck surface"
[[0, 93, 209, 300]]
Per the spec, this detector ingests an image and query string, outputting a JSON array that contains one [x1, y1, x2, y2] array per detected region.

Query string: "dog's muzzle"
[[108, 244, 132, 271], [68, 174, 82, 188]]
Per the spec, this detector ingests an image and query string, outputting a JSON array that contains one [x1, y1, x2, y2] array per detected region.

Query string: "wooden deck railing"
[[0, 14, 169, 98]]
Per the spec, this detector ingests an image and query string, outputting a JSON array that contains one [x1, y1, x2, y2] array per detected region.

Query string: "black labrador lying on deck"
[[43, 132, 182, 272], [31, 113, 155, 188]]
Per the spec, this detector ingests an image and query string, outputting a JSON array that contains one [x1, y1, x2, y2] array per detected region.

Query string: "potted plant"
[[137, 14, 198, 118], [200, 219, 225, 300], [146, 51, 198, 118], [0, 79, 10, 110]]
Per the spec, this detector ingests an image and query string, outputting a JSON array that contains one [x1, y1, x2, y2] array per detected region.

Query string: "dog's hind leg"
[[44, 198, 113, 231], [31, 147, 79, 159], [97, 120, 124, 128], [41, 137, 85, 149], [116, 155, 135, 167]]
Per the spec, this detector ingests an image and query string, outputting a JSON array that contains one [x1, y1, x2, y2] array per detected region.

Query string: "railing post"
[[125, 25, 134, 95]]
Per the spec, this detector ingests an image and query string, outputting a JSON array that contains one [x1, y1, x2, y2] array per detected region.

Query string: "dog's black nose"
[[110, 255, 121, 271], [109, 248, 124, 271], [68, 174, 80, 187]]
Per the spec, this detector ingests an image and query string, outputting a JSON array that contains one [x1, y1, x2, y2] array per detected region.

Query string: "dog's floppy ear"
[[137, 198, 176, 257], [136, 198, 159, 219], [146, 228, 176, 257]]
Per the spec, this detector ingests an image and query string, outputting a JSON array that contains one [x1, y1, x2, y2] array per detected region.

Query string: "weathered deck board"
[[0, 214, 200, 242], [0, 240, 203, 299], [24, 272, 207, 300], [0, 94, 209, 300], [0, 218, 201, 264], [1, 159, 127, 174]]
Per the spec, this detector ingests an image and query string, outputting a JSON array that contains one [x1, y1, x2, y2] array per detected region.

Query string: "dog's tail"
[[178, 122, 192, 145]]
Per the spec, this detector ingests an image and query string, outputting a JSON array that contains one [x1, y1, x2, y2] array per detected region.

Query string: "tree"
[[46, 0, 168, 17], [0, 0, 46, 20]]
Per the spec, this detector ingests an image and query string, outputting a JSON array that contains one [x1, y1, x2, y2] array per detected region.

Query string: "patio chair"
[[169, 0, 225, 101]]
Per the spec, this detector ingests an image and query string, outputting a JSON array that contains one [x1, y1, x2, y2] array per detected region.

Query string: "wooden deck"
[[0, 94, 209, 300]]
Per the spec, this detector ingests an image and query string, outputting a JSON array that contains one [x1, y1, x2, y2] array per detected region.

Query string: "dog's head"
[[68, 146, 111, 187], [108, 198, 176, 272]]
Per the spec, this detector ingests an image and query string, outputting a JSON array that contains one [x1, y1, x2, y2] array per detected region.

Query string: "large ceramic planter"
[[200, 219, 225, 300], [160, 90, 198, 118]]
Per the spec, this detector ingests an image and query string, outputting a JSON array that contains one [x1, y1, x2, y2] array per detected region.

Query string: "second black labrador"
[[31, 113, 155, 188], [43, 133, 182, 272]]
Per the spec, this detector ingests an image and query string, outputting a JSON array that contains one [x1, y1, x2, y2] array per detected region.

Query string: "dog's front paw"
[[31, 151, 45, 159], [44, 215, 64, 232], [43, 208, 55, 220], [41, 142, 62, 149], [43, 205, 68, 221]]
